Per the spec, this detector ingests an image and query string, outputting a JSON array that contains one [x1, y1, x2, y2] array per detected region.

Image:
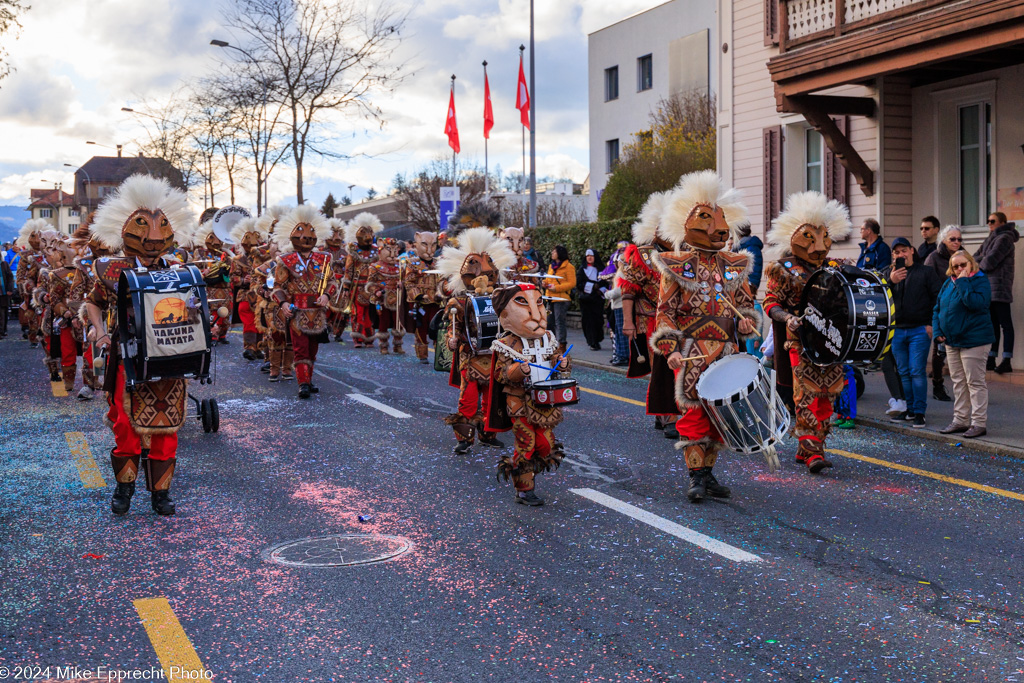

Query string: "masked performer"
[[364, 237, 405, 354], [31, 229, 65, 381], [324, 218, 350, 343], [83, 175, 197, 516], [616, 192, 681, 437], [437, 227, 517, 454], [501, 226, 540, 277], [228, 217, 269, 360], [650, 171, 759, 503], [15, 219, 49, 348], [340, 212, 383, 348], [485, 284, 571, 506], [252, 206, 292, 379], [69, 220, 113, 400], [272, 205, 337, 399], [762, 191, 853, 473], [193, 220, 232, 345], [403, 231, 444, 364]]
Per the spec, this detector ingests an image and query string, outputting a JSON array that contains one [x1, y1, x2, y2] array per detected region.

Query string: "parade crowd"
[[0, 170, 1016, 517]]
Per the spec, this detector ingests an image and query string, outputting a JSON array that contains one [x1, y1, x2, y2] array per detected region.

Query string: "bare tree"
[[222, 0, 408, 204], [499, 196, 591, 228], [130, 93, 206, 196], [0, 0, 28, 87], [396, 158, 488, 232]]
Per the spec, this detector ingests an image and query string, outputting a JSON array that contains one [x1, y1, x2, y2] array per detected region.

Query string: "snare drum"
[[530, 378, 580, 406], [695, 353, 790, 455], [799, 265, 894, 366], [117, 264, 213, 388], [465, 295, 499, 353]]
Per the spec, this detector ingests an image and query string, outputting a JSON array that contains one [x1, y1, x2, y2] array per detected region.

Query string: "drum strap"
[[677, 315, 737, 342]]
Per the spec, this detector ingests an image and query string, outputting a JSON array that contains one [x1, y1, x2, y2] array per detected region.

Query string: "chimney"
[[116, 144, 123, 158]]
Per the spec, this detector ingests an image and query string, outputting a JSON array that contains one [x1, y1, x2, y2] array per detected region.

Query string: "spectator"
[[917, 215, 940, 261], [923, 225, 963, 401], [523, 236, 543, 272], [0, 254, 12, 337], [544, 245, 576, 350], [974, 211, 1019, 374], [737, 222, 764, 355], [856, 218, 891, 271], [1, 242, 13, 263], [934, 251, 993, 438], [434, 231, 449, 258], [576, 248, 607, 351], [888, 237, 943, 428], [601, 244, 629, 366]]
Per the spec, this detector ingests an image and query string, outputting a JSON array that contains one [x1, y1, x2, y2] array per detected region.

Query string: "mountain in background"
[[0, 205, 27, 243]]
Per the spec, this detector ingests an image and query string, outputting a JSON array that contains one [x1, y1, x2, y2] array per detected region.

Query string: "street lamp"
[[86, 140, 122, 157]]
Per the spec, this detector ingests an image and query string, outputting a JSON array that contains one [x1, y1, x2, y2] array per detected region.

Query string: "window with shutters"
[[805, 129, 824, 193], [763, 126, 783, 225]]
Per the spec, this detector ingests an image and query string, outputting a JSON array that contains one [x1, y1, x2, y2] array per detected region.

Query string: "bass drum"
[[465, 295, 499, 354], [799, 265, 894, 366]]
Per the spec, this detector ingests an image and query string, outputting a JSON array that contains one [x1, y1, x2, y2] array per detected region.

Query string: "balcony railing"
[[781, 0, 947, 50]]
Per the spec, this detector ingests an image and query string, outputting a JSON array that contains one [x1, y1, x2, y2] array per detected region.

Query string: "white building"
[[587, 0, 717, 216]]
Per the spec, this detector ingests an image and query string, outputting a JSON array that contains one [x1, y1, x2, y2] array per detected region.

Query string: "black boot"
[[111, 482, 135, 515], [150, 490, 176, 516], [987, 356, 996, 371], [702, 468, 731, 498], [454, 440, 472, 455], [996, 359, 1013, 374], [478, 433, 505, 448], [686, 469, 706, 503], [514, 489, 544, 506], [309, 384, 320, 394], [664, 422, 679, 439], [298, 383, 311, 399], [242, 348, 256, 361], [933, 382, 952, 401], [260, 361, 271, 374], [50, 371, 61, 382]]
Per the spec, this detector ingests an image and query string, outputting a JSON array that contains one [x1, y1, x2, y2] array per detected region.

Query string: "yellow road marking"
[[827, 448, 1024, 503], [65, 432, 106, 489], [51, 380, 68, 397], [134, 597, 209, 681], [579, 386, 647, 407]]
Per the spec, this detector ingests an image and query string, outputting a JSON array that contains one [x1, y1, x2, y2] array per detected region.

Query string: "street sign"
[[440, 186, 460, 230]]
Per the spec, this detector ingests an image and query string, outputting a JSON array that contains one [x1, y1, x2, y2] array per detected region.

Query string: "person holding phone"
[[888, 237, 944, 428]]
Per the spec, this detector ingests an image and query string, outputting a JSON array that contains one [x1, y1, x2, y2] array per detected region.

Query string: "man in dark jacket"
[[888, 237, 944, 428], [917, 215, 940, 261], [974, 212, 1019, 373], [737, 223, 764, 355], [0, 256, 12, 337], [856, 218, 891, 271]]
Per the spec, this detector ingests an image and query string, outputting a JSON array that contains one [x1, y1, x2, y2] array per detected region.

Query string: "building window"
[[606, 139, 620, 173], [805, 128, 824, 193], [69, 209, 79, 217], [68, 224, 78, 232], [98, 185, 116, 198], [637, 54, 653, 92], [604, 66, 619, 102], [958, 102, 992, 227], [39, 208, 52, 218]]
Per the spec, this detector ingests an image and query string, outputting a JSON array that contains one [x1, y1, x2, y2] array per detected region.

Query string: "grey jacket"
[[974, 222, 1020, 303]]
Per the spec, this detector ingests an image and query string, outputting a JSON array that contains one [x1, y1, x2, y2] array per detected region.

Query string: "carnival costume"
[[403, 231, 444, 363], [15, 219, 49, 347], [271, 205, 338, 399], [649, 171, 760, 503], [228, 217, 270, 360], [762, 191, 853, 473], [340, 212, 383, 348], [252, 206, 293, 380], [365, 237, 405, 354], [500, 226, 540, 276], [83, 175, 197, 516], [32, 230, 64, 381], [485, 284, 571, 505], [193, 220, 232, 344], [436, 227, 516, 454], [323, 218, 350, 342]]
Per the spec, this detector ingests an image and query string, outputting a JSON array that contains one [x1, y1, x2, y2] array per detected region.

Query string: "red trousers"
[[49, 327, 81, 366], [458, 369, 491, 421], [351, 300, 374, 343], [106, 365, 177, 460], [671, 365, 723, 444], [511, 417, 553, 464], [238, 300, 257, 334]]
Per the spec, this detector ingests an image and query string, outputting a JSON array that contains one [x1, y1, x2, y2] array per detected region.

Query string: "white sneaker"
[[886, 398, 906, 416]]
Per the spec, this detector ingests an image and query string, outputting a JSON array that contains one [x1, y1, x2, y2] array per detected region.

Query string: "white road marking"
[[570, 488, 762, 563], [348, 393, 411, 419]]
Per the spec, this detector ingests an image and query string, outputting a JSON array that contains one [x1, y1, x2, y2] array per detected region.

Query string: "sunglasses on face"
[[948, 237, 962, 242], [952, 263, 968, 270], [988, 219, 998, 224]]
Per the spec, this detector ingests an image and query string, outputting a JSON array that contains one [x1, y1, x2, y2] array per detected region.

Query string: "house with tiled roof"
[[72, 153, 186, 218], [26, 187, 79, 235]]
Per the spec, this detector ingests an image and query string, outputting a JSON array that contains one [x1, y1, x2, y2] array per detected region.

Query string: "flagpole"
[[483, 60, 489, 197], [451, 74, 457, 185], [528, 0, 537, 229]]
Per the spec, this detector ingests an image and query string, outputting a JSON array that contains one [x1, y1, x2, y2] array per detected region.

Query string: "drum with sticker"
[[799, 265, 894, 366]]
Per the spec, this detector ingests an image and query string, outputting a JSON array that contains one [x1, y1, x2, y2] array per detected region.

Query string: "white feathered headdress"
[[90, 175, 196, 251], [344, 211, 384, 244], [766, 191, 852, 261], [256, 205, 290, 236], [435, 227, 516, 295], [327, 217, 346, 239], [16, 218, 52, 248], [631, 191, 670, 246], [274, 204, 331, 253], [193, 220, 218, 248], [230, 216, 267, 245], [659, 171, 749, 250]]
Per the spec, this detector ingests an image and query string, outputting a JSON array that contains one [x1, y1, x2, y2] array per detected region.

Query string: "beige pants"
[[946, 344, 989, 428]]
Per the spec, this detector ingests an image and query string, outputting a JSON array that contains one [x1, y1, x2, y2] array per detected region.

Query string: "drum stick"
[[715, 292, 748, 321], [632, 338, 646, 364], [545, 343, 572, 380]]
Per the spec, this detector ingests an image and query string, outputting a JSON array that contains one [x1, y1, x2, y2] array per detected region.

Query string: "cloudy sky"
[[0, 0, 658, 213]]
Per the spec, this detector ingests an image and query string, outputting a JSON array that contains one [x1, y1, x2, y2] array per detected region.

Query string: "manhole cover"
[[263, 534, 413, 568]]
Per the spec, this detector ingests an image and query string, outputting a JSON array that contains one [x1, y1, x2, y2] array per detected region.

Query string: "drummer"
[[762, 191, 853, 473]]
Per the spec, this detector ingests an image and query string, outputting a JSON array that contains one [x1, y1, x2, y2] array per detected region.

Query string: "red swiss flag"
[[483, 71, 494, 140], [515, 55, 530, 130], [444, 88, 460, 153]]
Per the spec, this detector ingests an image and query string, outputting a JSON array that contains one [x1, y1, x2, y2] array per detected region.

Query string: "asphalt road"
[[2, 331, 1024, 682]]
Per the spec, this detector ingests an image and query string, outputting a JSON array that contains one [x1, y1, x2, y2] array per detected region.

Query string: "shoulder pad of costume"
[[718, 250, 750, 267], [279, 252, 300, 267], [654, 250, 698, 269]]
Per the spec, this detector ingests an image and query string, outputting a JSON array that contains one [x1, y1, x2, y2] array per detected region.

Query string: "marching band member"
[[271, 205, 338, 399], [39, 231, 95, 396], [253, 206, 292, 379], [650, 171, 759, 503], [501, 226, 540, 276], [193, 220, 232, 345], [15, 219, 49, 348], [69, 220, 113, 400], [324, 218, 350, 343], [486, 283, 571, 506], [762, 191, 853, 473], [83, 175, 197, 516], [33, 230, 64, 382], [229, 217, 270, 361], [340, 212, 383, 348], [403, 231, 444, 364], [436, 227, 516, 454], [366, 237, 405, 355]]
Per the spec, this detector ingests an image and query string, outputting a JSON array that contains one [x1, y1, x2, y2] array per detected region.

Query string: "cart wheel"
[[854, 366, 865, 400], [210, 398, 220, 433], [201, 398, 212, 433]]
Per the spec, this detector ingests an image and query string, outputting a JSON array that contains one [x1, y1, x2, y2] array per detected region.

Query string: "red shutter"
[[824, 116, 849, 205], [765, 0, 780, 46], [763, 126, 783, 227]]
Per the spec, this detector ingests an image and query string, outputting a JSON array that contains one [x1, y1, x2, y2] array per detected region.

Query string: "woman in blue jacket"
[[933, 251, 994, 438]]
